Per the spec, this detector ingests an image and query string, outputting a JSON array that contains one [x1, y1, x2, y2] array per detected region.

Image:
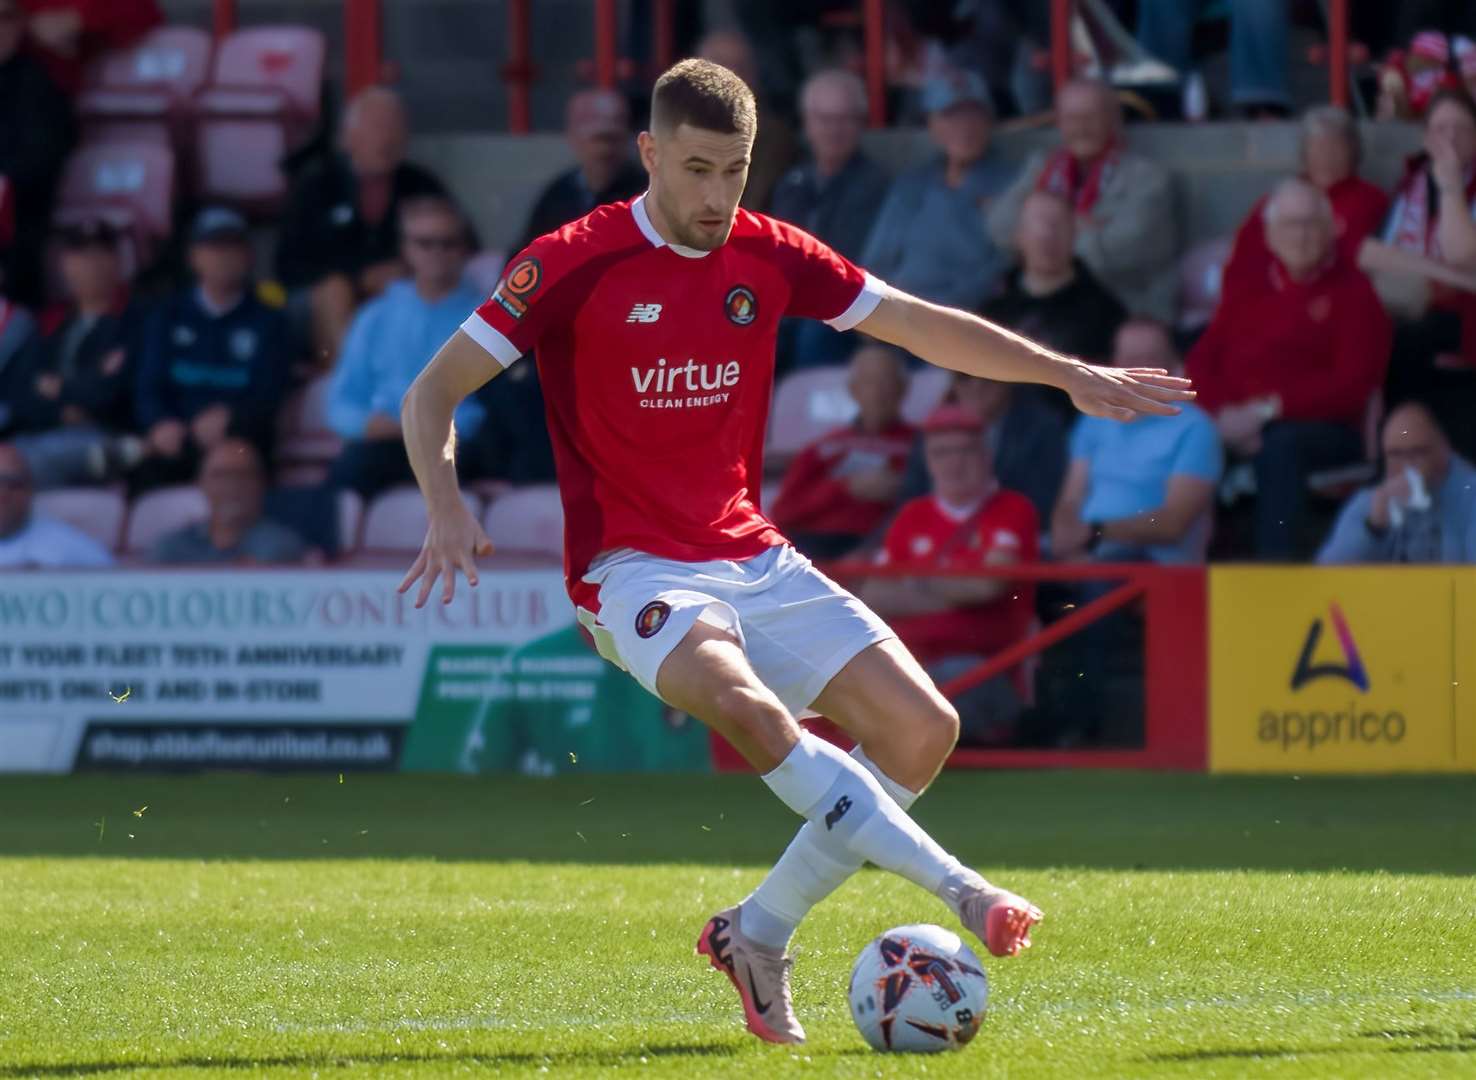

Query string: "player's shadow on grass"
[[0, 1041, 741, 1077], [3, 773, 1473, 875], [1146, 1028, 1476, 1064]]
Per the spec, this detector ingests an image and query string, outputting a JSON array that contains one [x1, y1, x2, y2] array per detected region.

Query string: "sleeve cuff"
[[824, 272, 888, 331], [460, 314, 522, 368]]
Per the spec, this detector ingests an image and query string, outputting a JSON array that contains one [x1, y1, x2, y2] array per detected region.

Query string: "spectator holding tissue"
[[1318, 401, 1476, 563]]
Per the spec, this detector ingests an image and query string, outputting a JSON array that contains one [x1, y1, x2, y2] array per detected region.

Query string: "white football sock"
[[754, 733, 968, 936], [740, 747, 920, 950]]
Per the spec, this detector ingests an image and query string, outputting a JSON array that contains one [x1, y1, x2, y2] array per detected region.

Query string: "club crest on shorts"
[[635, 600, 671, 639], [724, 286, 757, 326]]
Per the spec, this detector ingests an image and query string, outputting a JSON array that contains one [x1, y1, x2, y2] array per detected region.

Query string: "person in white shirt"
[[0, 442, 113, 568]]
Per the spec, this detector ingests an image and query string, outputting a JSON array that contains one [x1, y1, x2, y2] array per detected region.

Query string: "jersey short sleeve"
[[772, 220, 888, 331], [461, 235, 572, 368]]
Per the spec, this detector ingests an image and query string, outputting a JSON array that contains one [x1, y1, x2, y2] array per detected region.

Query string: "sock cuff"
[[850, 746, 920, 811], [762, 731, 850, 818]]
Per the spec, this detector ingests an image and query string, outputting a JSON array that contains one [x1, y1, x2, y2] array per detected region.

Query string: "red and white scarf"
[[1035, 143, 1120, 215], [1387, 153, 1476, 258]]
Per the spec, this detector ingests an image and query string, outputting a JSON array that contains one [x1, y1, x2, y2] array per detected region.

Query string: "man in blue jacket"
[[134, 207, 291, 489], [325, 195, 485, 497], [1318, 401, 1476, 564]]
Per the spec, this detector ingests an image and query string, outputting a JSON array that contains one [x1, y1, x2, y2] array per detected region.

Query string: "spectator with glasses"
[[326, 196, 485, 498]]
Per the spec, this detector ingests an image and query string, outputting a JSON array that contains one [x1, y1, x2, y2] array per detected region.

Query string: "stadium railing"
[[707, 561, 1208, 773], [210, 0, 1357, 133]]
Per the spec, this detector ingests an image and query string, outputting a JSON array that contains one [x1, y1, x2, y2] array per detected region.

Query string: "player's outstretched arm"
[[855, 288, 1194, 422], [398, 329, 500, 608]]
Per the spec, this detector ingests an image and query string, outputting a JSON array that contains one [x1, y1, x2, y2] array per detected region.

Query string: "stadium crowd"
[[3, 1, 1476, 742]]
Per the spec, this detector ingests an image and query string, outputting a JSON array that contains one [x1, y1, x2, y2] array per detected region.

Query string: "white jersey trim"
[[631, 193, 710, 259], [825, 271, 888, 331], [460, 313, 521, 368]]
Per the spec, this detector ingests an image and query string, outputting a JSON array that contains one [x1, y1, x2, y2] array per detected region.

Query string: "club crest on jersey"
[[724, 286, 757, 326], [493, 256, 542, 320], [635, 600, 671, 639]]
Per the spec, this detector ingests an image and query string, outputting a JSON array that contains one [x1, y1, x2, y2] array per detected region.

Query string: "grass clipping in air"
[[0, 772, 1473, 1078]]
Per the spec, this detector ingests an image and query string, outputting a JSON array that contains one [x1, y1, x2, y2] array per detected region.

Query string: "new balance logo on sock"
[[626, 302, 663, 323], [824, 795, 853, 830]]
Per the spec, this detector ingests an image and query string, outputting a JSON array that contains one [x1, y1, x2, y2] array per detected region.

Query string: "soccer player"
[[398, 59, 1193, 1044]]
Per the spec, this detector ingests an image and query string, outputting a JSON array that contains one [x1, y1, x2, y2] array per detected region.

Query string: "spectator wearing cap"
[[863, 68, 1015, 314], [771, 69, 892, 371], [981, 190, 1126, 366], [898, 372, 1068, 526], [1318, 400, 1476, 564], [1222, 107, 1390, 304], [1188, 178, 1391, 560], [860, 405, 1039, 744], [697, 28, 799, 212], [516, 88, 647, 253], [18, 0, 160, 95], [0, 0, 75, 306], [326, 196, 487, 499], [0, 220, 143, 487], [770, 344, 915, 560], [0, 441, 112, 567], [134, 207, 291, 490], [276, 86, 449, 365], [987, 78, 1178, 322], [151, 438, 307, 565], [1052, 319, 1222, 564]]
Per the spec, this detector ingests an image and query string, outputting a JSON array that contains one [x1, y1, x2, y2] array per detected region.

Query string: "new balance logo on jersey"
[[824, 795, 853, 830], [629, 358, 740, 410], [626, 302, 663, 323]]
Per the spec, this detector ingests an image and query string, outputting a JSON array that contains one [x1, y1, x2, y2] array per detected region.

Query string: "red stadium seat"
[[336, 488, 364, 553], [35, 487, 127, 552], [78, 27, 213, 152], [767, 366, 857, 458], [193, 26, 326, 213], [276, 376, 342, 469], [53, 141, 176, 272], [481, 485, 564, 558], [359, 485, 481, 554], [123, 485, 208, 556]]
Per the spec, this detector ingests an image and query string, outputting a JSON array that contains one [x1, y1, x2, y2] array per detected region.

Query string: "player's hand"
[[398, 502, 494, 608], [1064, 363, 1194, 422]]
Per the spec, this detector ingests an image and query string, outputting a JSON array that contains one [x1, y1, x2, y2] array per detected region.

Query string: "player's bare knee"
[[710, 685, 794, 753], [917, 699, 960, 765]]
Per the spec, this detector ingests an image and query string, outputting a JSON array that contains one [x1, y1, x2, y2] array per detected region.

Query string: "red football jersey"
[[877, 490, 1039, 663], [462, 194, 885, 599]]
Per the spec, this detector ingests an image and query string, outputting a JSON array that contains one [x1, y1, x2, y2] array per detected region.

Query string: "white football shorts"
[[575, 544, 895, 716]]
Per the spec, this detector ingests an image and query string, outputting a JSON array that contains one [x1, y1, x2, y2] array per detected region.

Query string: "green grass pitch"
[[1, 771, 1473, 1078]]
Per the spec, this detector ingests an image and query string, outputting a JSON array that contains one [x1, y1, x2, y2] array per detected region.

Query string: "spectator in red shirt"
[[770, 344, 914, 560], [1221, 107, 1390, 303], [1188, 177, 1392, 559], [860, 405, 1039, 743], [21, 0, 161, 95]]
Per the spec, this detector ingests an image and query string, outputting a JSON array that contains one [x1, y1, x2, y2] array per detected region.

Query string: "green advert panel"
[[401, 626, 711, 773]]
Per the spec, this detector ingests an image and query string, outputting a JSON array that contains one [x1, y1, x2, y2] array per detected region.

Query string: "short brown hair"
[[651, 58, 756, 140], [1426, 87, 1476, 129]]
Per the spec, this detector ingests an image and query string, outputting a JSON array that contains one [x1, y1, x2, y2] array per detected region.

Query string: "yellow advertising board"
[[1209, 567, 1476, 773]]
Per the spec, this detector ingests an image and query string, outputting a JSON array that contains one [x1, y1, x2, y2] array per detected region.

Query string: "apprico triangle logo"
[[1289, 602, 1369, 692]]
